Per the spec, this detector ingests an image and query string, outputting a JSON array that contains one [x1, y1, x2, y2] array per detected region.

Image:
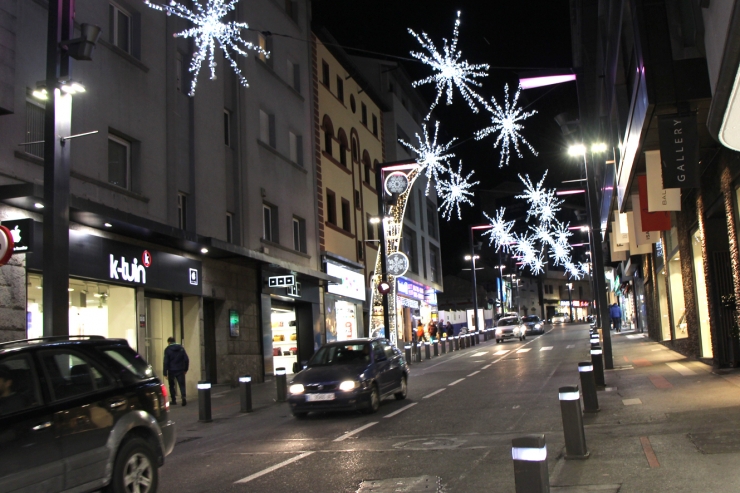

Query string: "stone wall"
[[0, 253, 25, 342]]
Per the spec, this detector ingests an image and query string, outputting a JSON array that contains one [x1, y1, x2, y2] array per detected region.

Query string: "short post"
[[433, 339, 439, 356], [198, 381, 212, 423], [471, 332, 477, 346], [440, 337, 447, 354], [454, 336, 460, 351], [578, 362, 599, 413], [511, 434, 549, 493], [239, 375, 253, 413], [448, 336, 454, 352], [416, 342, 423, 362], [590, 347, 606, 388], [275, 367, 288, 402], [405, 344, 412, 365], [484, 329, 489, 341], [425, 341, 432, 360], [558, 386, 589, 459], [466, 334, 471, 348]]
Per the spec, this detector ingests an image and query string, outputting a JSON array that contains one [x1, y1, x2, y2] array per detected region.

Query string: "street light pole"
[[375, 164, 391, 341], [566, 282, 573, 323], [469, 227, 479, 332]]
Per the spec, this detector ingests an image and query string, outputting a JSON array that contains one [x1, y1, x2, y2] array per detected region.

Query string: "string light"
[[398, 121, 456, 195], [436, 162, 479, 220]]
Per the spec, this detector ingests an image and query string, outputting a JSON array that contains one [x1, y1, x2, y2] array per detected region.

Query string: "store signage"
[[1, 218, 34, 253], [637, 176, 671, 231], [397, 277, 426, 300], [609, 233, 628, 262], [425, 288, 437, 306], [268, 275, 295, 287], [630, 195, 659, 246], [229, 310, 240, 337], [287, 282, 301, 298], [560, 300, 589, 307], [645, 150, 681, 211], [326, 263, 366, 301], [626, 212, 652, 255], [658, 113, 700, 189], [398, 297, 420, 309]]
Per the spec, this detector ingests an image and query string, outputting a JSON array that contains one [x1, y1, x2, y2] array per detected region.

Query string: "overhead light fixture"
[[369, 217, 381, 224], [519, 74, 576, 90], [31, 88, 48, 100], [568, 144, 586, 156], [104, 223, 112, 228], [591, 143, 608, 153], [34, 202, 44, 209], [200, 247, 209, 254]]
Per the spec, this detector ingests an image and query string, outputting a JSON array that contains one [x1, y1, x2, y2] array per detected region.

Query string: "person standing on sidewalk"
[[609, 303, 622, 333], [164, 337, 189, 406]]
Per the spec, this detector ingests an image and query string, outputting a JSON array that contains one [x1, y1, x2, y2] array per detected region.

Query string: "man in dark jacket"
[[609, 303, 622, 333], [164, 337, 189, 406]]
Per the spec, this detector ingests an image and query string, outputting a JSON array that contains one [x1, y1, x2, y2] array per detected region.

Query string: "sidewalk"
[[550, 329, 740, 492]]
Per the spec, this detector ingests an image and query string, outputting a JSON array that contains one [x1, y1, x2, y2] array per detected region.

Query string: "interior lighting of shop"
[[200, 247, 209, 254], [104, 223, 112, 228], [34, 203, 44, 209]]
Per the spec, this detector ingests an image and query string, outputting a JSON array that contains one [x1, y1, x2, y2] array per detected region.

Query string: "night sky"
[[312, 1, 589, 279]]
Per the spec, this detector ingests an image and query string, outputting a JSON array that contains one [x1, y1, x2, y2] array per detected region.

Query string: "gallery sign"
[[658, 114, 700, 189]]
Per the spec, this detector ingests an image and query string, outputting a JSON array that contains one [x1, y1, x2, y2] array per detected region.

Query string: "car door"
[[0, 351, 64, 493], [381, 340, 403, 390], [371, 341, 391, 394], [38, 349, 119, 491]]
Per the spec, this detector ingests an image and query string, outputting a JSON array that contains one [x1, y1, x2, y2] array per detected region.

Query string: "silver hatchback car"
[[494, 317, 526, 343]]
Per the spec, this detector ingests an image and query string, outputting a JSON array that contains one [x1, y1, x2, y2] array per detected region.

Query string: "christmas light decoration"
[[408, 11, 490, 118], [399, 121, 456, 195], [436, 162, 479, 220], [482, 208, 515, 253], [475, 83, 538, 167], [145, 0, 268, 96]]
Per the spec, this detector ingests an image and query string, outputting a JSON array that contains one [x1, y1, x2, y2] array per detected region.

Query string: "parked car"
[[494, 317, 526, 343], [522, 315, 545, 335], [551, 313, 570, 324], [287, 338, 408, 417], [0, 335, 175, 493]]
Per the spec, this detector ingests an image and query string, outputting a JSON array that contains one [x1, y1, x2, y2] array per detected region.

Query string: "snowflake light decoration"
[[399, 121, 456, 195], [145, 0, 268, 96], [475, 84, 538, 167], [409, 11, 490, 119], [483, 209, 515, 253], [436, 162, 479, 220]]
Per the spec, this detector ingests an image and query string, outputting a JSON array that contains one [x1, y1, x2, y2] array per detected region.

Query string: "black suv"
[[0, 336, 175, 493]]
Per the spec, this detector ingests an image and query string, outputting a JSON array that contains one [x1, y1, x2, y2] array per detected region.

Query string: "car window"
[[381, 340, 395, 359], [308, 344, 370, 366], [523, 316, 539, 323], [101, 347, 154, 379], [0, 353, 42, 416], [497, 318, 517, 326], [372, 342, 386, 361], [40, 350, 113, 401]]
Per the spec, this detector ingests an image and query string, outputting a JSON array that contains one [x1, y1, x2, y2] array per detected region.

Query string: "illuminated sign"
[[326, 263, 366, 301], [397, 277, 426, 301]]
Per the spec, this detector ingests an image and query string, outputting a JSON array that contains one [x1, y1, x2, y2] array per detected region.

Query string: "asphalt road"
[[158, 323, 590, 493]]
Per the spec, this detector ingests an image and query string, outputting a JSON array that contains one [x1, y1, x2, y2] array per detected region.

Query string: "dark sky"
[[312, 1, 588, 278]]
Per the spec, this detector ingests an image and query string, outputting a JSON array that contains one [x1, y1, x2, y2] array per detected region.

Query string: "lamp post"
[[566, 282, 574, 323], [464, 254, 480, 330]]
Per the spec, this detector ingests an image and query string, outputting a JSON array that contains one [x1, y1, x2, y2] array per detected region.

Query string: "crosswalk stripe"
[[666, 362, 696, 376], [469, 351, 488, 357], [493, 350, 509, 355], [566, 345, 575, 349], [517, 348, 531, 353], [540, 346, 553, 351]]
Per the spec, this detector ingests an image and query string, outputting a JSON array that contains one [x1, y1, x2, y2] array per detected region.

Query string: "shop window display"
[[691, 229, 713, 357], [271, 307, 298, 374], [667, 253, 688, 339]]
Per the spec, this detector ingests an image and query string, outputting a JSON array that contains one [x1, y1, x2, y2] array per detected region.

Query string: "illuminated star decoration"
[[475, 83, 538, 167], [409, 11, 490, 119], [145, 0, 268, 96], [436, 162, 479, 220], [482, 208, 515, 253], [399, 121, 457, 195]]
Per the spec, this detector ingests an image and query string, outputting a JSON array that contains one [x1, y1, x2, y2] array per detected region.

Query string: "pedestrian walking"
[[164, 337, 189, 406], [445, 321, 454, 338], [428, 321, 438, 342], [609, 303, 622, 333]]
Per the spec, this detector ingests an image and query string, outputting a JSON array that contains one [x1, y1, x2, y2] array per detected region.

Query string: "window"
[[25, 101, 44, 158], [357, 240, 364, 260], [402, 226, 418, 274], [338, 130, 348, 166], [0, 353, 41, 416], [354, 190, 361, 209], [287, 60, 300, 92], [108, 135, 131, 189], [426, 200, 438, 239], [322, 61, 330, 87], [351, 137, 359, 163], [263, 204, 278, 242], [289, 132, 303, 166], [341, 198, 351, 232], [259, 109, 275, 147], [226, 212, 234, 243], [223, 109, 231, 147], [361, 103, 367, 125], [257, 33, 271, 65], [177, 193, 188, 229], [326, 189, 337, 225], [421, 239, 427, 278], [293, 217, 306, 253], [284, 0, 298, 22], [430, 244, 440, 283], [109, 2, 131, 53], [366, 215, 375, 241], [363, 155, 372, 184], [40, 350, 111, 401], [336, 76, 344, 103], [372, 114, 378, 136], [322, 115, 334, 156]]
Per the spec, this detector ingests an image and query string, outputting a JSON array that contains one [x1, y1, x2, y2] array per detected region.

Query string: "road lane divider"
[[448, 378, 465, 386], [540, 347, 553, 351], [333, 422, 378, 442], [423, 389, 446, 399], [467, 371, 480, 377], [517, 348, 532, 353], [482, 364, 492, 369], [383, 402, 418, 418], [234, 451, 315, 484]]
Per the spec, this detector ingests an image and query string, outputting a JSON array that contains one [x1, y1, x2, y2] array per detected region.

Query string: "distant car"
[[495, 317, 526, 343], [522, 315, 544, 335], [287, 338, 408, 417], [551, 313, 570, 324]]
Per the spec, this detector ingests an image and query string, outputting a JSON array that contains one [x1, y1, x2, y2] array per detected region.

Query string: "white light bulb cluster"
[[145, 0, 268, 96], [436, 162, 479, 221]]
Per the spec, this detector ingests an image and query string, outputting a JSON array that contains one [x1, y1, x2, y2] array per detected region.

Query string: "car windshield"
[[308, 344, 370, 366], [523, 316, 539, 323], [554, 313, 565, 317], [497, 318, 518, 327]]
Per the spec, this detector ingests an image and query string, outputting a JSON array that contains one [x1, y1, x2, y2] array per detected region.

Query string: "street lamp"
[[565, 282, 574, 323], [469, 224, 495, 331]]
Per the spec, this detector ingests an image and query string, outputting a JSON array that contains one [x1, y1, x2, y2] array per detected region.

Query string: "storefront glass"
[[145, 297, 182, 380], [691, 229, 713, 357], [270, 305, 298, 374], [656, 268, 672, 341], [667, 252, 688, 339]]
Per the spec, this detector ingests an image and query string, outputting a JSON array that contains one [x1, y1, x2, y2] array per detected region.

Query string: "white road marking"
[[481, 364, 492, 369], [493, 350, 509, 355], [566, 345, 575, 349], [448, 378, 465, 386], [540, 346, 553, 351], [422, 389, 446, 399], [467, 371, 480, 377], [667, 362, 697, 376], [333, 422, 378, 442], [470, 351, 488, 357], [383, 403, 418, 418], [622, 398, 642, 406], [234, 451, 315, 483], [516, 348, 531, 353]]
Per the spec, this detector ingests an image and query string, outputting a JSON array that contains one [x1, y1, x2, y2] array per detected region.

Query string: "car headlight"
[[496, 328, 502, 335], [535, 324, 542, 329], [339, 380, 359, 392], [289, 384, 305, 394]]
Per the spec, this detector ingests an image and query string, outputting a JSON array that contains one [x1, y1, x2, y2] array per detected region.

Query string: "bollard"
[[448, 336, 454, 353], [440, 337, 447, 354], [471, 332, 477, 346], [416, 342, 423, 362], [433, 340, 439, 356], [466, 334, 471, 348], [558, 386, 589, 459], [425, 341, 432, 360], [405, 344, 412, 365], [454, 335, 460, 351], [511, 434, 550, 493], [239, 375, 253, 413], [578, 362, 600, 413], [485, 329, 490, 341], [276, 367, 288, 402], [590, 347, 606, 387], [198, 381, 212, 422]]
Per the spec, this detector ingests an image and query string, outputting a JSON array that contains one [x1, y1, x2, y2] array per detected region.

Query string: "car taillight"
[[161, 383, 170, 411]]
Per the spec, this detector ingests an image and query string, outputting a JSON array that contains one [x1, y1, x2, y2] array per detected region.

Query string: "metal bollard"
[[448, 336, 454, 352], [471, 332, 477, 346], [198, 381, 212, 422], [433, 340, 439, 356], [275, 367, 288, 402], [454, 336, 460, 351], [558, 386, 589, 459], [440, 337, 447, 354], [239, 375, 253, 413], [416, 342, 423, 362], [590, 347, 606, 387], [466, 334, 471, 348], [405, 345, 412, 365], [511, 434, 550, 493], [578, 362, 600, 413], [425, 341, 432, 360]]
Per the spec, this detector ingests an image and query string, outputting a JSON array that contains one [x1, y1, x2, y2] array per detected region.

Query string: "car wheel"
[[394, 376, 407, 400], [292, 411, 308, 419], [105, 437, 158, 493], [365, 384, 380, 413]]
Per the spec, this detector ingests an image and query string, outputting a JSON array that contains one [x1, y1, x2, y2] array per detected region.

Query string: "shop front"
[[396, 277, 437, 343], [558, 300, 590, 322], [324, 260, 365, 342]]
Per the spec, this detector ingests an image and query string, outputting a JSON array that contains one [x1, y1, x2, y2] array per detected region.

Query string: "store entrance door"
[[145, 296, 182, 380]]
